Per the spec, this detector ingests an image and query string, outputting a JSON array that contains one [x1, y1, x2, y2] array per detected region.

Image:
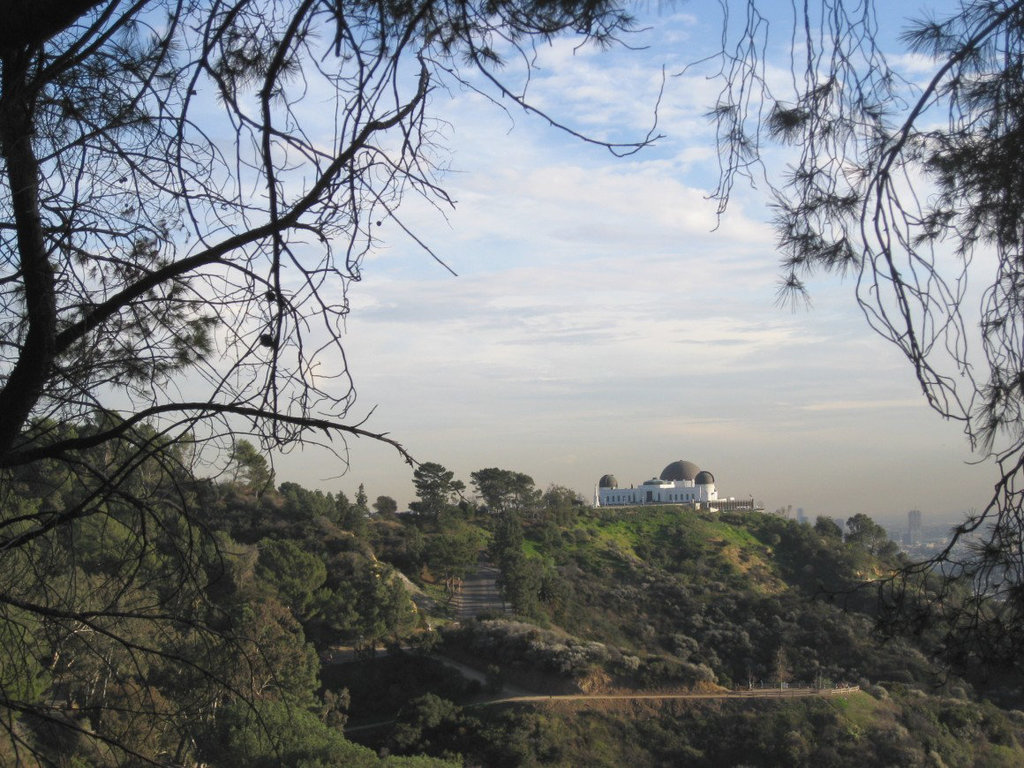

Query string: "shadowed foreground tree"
[[0, 0, 655, 761], [709, 0, 1024, 679]]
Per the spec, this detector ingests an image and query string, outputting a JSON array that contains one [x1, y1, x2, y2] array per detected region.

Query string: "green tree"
[[374, 495, 399, 518], [492, 510, 525, 560], [844, 513, 899, 559], [355, 484, 370, 517], [426, 524, 484, 584], [353, 563, 415, 650], [231, 440, 275, 498], [332, 490, 366, 536], [279, 481, 335, 524], [388, 694, 466, 758], [542, 484, 585, 526], [411, 462, 466, 522], [331, 490, 353, 527], [470, 468, 541, 517], [709, 0, 1024, 670], [814, 516, 843, 540], [205, 697, 458, 767], [256, 539, 328, 620], [498, 551, 543, 616]]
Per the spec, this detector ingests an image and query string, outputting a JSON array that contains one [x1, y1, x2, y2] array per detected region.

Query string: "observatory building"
[[595, 459, 720, 508]]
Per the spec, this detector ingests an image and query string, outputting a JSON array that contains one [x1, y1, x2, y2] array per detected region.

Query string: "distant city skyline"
[[271, 1, 990, 529]]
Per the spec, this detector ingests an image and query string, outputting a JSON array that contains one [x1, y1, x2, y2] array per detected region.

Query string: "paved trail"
[[454, 563, 508, 621]]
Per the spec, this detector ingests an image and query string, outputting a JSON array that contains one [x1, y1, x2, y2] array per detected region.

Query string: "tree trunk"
[[0, 50, 58, 456], [0, 0, 107, 51]]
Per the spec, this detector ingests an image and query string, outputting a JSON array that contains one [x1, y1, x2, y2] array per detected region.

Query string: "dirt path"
[[473, 686, 861, 707], [344, 687, 861, 734]]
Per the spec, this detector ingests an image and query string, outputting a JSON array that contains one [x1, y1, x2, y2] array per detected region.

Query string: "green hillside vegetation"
[[349, 494, 1024, 767], [381, 690, 1024, 768], [3, 441, 1023, 766], [448, 504, 919, 692]]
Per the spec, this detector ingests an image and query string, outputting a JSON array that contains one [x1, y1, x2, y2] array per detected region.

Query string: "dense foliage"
[[368, 690, 1024, 768], [436, 505, 939, 693], [5, 447, 1023, 765], [0, 433, 450, 766], [346, 482, 1024, 766]]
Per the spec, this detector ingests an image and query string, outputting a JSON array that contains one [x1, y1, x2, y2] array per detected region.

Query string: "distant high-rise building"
[[907, 509, 922, 545]]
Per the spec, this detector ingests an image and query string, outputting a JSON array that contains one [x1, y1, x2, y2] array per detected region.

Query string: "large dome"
[[695, 470, 715, 485], [660, 460, 701, 482], [599, 474, 618, 489]]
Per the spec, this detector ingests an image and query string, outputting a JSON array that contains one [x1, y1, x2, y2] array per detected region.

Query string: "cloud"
[[267, 7, 992, 527], [798, 398, 926, 413]]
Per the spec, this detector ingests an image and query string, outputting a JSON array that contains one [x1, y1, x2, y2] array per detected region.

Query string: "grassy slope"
[[505, 507, 898, 685]]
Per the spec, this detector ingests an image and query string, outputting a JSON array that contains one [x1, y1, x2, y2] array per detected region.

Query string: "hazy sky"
[[272, 1, 991, 526]]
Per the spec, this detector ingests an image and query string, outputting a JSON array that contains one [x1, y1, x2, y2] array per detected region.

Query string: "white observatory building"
[[595, 459, 719, 507]]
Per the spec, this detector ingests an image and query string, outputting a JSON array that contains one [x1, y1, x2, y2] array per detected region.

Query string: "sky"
[[271, 0, 992, 527]]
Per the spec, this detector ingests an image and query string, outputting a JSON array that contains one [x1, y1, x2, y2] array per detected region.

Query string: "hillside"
[[334, 503, 1024, 766], [472, 506, 921, 688], [6, 448, 1023, 767]]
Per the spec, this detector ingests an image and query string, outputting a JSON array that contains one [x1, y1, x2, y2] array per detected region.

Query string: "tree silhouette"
[[708, 0, 1024, 676], [0, 0, 654, 760]]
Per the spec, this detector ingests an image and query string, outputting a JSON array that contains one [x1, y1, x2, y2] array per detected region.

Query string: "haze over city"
[[271, 1, 991, 527]]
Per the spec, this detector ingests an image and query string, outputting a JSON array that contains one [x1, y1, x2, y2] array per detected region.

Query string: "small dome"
[[642, 477, 665, 486], [599, 474, 618, 489], [695, 470, 715, 485], [660, 460, 701, 482]]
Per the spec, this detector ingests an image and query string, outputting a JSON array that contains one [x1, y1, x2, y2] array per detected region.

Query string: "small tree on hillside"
[[231, 440, 275, 498], [542, 484, 586, 526], [471, 467, 541, 518], [374, 495, 399, 518], [411, 462, 465, 523], [845, 514, 899, 559]]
